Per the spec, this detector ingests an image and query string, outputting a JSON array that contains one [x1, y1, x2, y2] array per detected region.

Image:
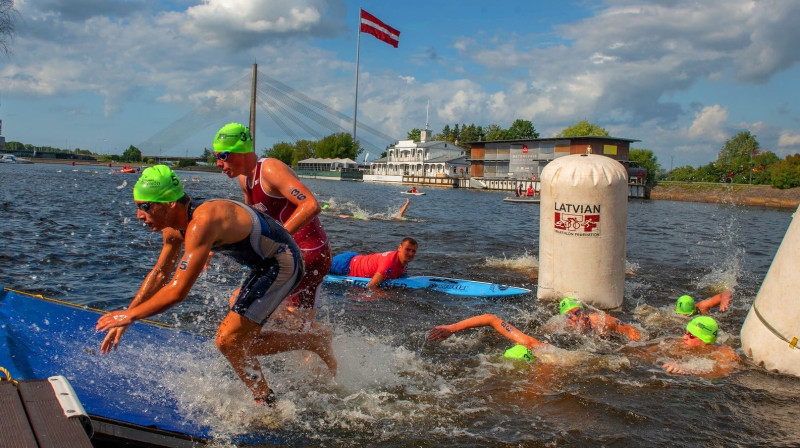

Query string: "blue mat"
[[0, 288, 284, 445]]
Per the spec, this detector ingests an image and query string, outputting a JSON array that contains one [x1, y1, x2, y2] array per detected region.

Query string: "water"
[[1, 162, 799, 447]]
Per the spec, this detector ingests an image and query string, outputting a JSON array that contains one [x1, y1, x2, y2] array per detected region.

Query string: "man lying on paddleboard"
[[328, 237, 418, 291]]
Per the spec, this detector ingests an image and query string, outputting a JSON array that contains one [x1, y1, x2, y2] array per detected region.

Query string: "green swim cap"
[[213, 122, 253, 154], [504, 345, 535, 362], [686, 316, 718, 344], [322, 204, 329, 210], [675, 295, 696, 315], [559, 297, 583, 315], [133, 165, 184, 203]]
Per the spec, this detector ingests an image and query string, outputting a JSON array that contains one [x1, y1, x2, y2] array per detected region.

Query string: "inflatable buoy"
[[740, 205, 800, 376], [537, 154, 628, 309]]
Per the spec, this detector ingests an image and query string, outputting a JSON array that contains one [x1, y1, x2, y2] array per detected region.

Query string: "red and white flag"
[[360, 9, 400, 48]]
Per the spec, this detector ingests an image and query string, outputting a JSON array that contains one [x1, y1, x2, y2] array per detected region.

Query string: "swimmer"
[[96, 166, 336, 406], [331, 198, 409, 221], [555, 297, 642, 341], [428, 313, 548, 352], [622, 316, 741, 378], [675, 291, 732, 316]]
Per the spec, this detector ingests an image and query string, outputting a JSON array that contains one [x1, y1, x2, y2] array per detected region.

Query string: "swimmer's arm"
[[367, 272, 386, 291], [608, 317, 641, 341], [261, 158, 321, 235], [99, 228, 183, 353], [703, 345, 741, 378], [129, 228, 184, 308], [98, 220, 214, 330], [696, 290, 732, 314], [428, 314, 545, 348]]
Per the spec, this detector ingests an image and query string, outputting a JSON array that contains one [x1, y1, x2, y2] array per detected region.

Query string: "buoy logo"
[[554, 203, 601, 236]]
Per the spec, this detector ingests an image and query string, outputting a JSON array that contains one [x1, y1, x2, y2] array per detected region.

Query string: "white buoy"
[[740, 205, 800, 376], [537, 153, 628, 309]]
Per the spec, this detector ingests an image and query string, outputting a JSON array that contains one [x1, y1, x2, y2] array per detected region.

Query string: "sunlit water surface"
[[1, 163, 798, 447]]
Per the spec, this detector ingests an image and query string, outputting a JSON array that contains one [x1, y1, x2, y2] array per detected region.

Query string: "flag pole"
[[250, 62, 257, 149], [352, 9, 362, 144]]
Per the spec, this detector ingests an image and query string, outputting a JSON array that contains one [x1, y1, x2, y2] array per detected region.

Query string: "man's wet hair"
[[401, 237, 418, 246]]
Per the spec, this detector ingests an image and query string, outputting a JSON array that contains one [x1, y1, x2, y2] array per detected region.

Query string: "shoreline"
[[25, 159, 800, 209], [649, 182, 800, 210]]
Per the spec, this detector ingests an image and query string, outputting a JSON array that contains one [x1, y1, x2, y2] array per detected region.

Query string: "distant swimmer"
[[622, 316, 741, 378], [554, 297, 642, 341], [675, 291, 732, 316], [328, 237, 418, 291], [329, 198, 410, 221], [96, 166, 335, 407]]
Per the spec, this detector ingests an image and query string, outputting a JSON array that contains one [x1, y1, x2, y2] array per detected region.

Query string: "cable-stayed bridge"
[[137, 67, 396, 162]]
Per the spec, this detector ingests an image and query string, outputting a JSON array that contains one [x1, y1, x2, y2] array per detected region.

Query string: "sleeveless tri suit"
[[244, 158, 332, 309], [187, 199, 304, 325]]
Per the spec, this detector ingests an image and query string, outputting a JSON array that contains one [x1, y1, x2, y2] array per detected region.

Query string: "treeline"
[[3, 141, 153, 163], [406, 119, 540, 149], [200, 132, 363, 167], [667, 131, 800, 189]]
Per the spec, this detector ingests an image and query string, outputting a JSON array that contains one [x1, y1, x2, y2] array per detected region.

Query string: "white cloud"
[[178, 0, 346, 51], [688, 105, 729, 141], [778, 131, 800, 148]]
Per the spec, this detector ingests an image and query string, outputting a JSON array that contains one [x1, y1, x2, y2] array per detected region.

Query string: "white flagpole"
[[352, 9, 362, 143]]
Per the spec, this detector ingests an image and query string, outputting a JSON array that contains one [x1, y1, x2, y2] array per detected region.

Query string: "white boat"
[[503, 196, 540, 203], [0, 154, 32, 164]]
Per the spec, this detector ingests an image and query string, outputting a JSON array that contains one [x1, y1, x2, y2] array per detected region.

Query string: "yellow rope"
[[4, 288, 173, 328], [0, 366, 18, 386]]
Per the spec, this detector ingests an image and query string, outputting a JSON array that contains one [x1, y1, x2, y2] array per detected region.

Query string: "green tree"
[[315, 133, 361, 160], [122, 145, 142, 162], [407, 128, 421, 142], [441, 124, 452, 141], [201, 148, 216, 164], [716, 131, 760, 180], [670, 165, 698, 182], [266, 142, 295, 166], [752, 151, 780, 184], [484, 124, 507, 141], [770, 154, 800, 189], [629, 148, 661, 185], [557, 120, 610, 137], [458, 124, 484, 146], [293, 139, 316, 166], [507, 119, 539, 139], [177, 159, 197, 167]]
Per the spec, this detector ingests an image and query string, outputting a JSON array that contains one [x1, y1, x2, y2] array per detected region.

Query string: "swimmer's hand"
[[719, 290, 732, 312], [97, 310, 134, 332], [99, 326, 129, 354], [662, 362, 688, 375], [428, 326, 454, 342]]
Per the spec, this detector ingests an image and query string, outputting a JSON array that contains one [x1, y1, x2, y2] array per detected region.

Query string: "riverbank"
[[650, 182, 800, 209], [25, 159, 800, 209]]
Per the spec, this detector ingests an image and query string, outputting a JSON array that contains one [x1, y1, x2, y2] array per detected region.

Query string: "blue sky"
[[1, 0, 799, 168]]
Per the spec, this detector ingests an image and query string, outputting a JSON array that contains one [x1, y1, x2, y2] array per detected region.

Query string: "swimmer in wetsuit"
[[96, 165, 336, 406]]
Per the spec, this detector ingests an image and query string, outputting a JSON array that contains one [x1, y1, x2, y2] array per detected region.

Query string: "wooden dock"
[[1, 378, 93, 448]]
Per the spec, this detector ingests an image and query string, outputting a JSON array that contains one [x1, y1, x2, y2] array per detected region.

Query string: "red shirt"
[[349, 250, 406, 279]]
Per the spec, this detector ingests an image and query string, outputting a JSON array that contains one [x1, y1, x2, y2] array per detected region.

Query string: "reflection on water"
[[1, 163, 799, 446]]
